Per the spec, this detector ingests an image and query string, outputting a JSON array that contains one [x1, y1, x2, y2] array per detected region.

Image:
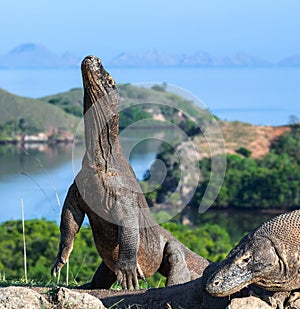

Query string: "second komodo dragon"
[[206, 209, 300, 296], [51, 55, 209, 289]]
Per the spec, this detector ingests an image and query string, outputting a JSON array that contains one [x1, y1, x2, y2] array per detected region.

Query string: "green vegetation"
[[0, 220, 99, 285], [0, 219, 232, 286], [143, 143, 180, 204], [41, 84, 208, 130], [161, 222, 232, 262], [196, 126, 300, 209], [236, 146, 252, 158], [148, 126, 300, 211], [0, 84, 207, 141], [119, 106, 152, 129], [0, 88, 79, 141], [0, 119, 37, 141], [41, 88, 83, 118], [118, 83, 209, 132]]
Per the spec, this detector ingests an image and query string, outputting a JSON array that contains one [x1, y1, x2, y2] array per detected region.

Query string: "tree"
[[236, 147, 252, 158]]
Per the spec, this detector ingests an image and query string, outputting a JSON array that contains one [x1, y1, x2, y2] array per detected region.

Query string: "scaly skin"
[[51, 55, 209, 289], [206, 210, 300, 296]]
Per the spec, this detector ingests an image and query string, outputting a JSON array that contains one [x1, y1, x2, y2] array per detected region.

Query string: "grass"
[[220, 121, 257, 144], [0, 278, 55, 287], [0, 88, 79, 133], [0, 274, 163, 290], [21, 198, 28, 284]]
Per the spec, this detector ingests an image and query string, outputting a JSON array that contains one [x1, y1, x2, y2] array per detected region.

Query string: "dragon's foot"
[[115, 262, 145, 290]]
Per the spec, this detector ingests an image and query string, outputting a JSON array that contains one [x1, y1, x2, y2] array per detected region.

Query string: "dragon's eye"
[[242, 256, 252, 264]]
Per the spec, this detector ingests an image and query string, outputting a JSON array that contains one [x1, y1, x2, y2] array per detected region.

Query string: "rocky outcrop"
[[2, 286, 300, 308], [0, 286, 106, 309], [227, 296, 272, 309], [56, 287, 106, 309], [0, 286, 50, 309]]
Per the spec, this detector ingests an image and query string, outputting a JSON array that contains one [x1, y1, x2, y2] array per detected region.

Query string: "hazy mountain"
[[0, 43, 80, 69], [109, 50, 271, 67], [216, 52, 271, 66], [0, 43, 298, 69], [109, 50, 182, 67], [278, 54, 300, 66], [181, 51, 216, 66], [109, 52, 145, 67]]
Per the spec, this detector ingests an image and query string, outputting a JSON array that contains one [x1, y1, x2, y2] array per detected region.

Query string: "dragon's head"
[[205, 234, 278, 296], [81, 55, 118, 113], [80, 55, 120, 157]]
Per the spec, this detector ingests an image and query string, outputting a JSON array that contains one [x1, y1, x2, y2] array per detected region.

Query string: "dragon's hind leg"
[[91, 262, 117, 289], [163, 240, 191, 286], [79, 262, 117, 289]]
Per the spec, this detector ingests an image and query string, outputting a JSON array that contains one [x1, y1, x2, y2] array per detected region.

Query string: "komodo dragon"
[[206, 209, 300, 297], [51, 55, 209, 289]]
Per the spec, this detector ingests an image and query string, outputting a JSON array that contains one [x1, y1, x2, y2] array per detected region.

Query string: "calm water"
[[0, 67, 298, 241], [0, 67, 300, 126], [0, 127, 178, 223]]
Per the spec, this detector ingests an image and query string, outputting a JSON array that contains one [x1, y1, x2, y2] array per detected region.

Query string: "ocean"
[[0, 66, 299, 126]]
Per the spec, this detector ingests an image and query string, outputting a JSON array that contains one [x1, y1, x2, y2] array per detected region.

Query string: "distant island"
[[0, 83, 295, 159], [0, 84, 209, 143], [0, 43, 300, 69]]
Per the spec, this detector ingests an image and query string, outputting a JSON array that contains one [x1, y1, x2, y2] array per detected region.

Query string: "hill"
[[194, 120, 291, 160], [0, 88, 79, 142], [0, 84, 293, 153], [0, 84, 209, 142], [145, 121, 300, 211], [40, 84, 210, 130], [41, 87, 84, 117]]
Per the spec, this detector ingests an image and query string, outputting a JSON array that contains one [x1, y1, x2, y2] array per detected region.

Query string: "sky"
[[1, 0, 299, 62]]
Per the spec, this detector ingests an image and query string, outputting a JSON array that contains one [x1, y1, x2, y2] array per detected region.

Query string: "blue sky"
[[1, 0, 299, 62]]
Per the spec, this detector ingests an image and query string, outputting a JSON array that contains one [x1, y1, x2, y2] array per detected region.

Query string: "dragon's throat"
[[81, 55, 120, 167]]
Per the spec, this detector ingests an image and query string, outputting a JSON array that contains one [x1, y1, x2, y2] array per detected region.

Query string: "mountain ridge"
[[109, 50, 272, 67], [1, 43, 300, 69]]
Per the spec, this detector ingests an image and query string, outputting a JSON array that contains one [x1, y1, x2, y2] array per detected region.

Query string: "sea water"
[[0, 67, 299, 126]]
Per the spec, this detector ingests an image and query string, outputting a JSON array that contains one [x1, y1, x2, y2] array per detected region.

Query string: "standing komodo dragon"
[[206, 209, 300, 297], [51, 55, 209, 289]]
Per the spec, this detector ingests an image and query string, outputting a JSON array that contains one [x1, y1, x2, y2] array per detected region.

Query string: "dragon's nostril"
[[213, 280, 220, 287]]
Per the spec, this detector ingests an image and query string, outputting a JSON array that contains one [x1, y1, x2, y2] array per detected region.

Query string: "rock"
[[286, 291, 300, 309], [56, 287, 106, 309], [3, 285, 300, 308], [227, 296, 272, 309], [0, 286, 106, 309], [0, 286, 50, 309]]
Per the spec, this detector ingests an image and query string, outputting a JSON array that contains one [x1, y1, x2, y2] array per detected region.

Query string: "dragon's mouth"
[[81, 56, 115, 90], [205, 270, 254, 297], [81, 55, 118, 113], [81, 55, 102, 73]]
